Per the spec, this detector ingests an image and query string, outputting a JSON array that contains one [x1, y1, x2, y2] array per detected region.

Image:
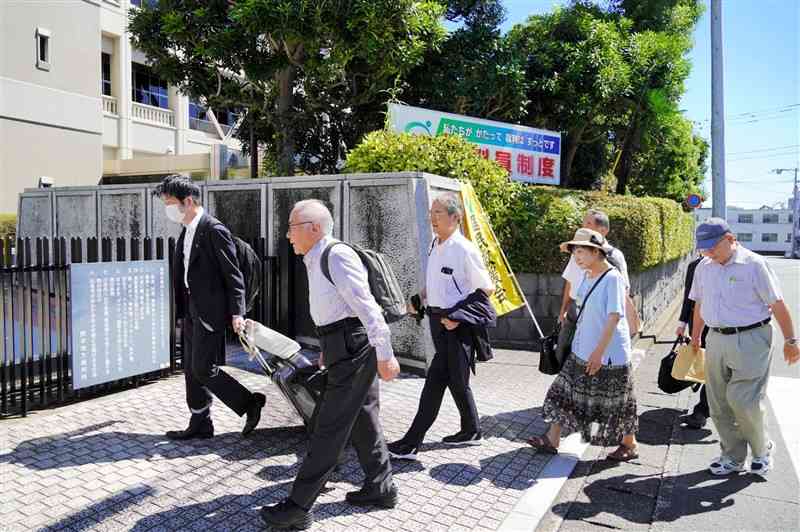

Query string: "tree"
[[506, 3, 633, 186], [402, 0, 529, 123], [604, 0, 703, 194], [502, 0, 706, 195], [128, 0, 445, 175], [627, 111, 708, 202]]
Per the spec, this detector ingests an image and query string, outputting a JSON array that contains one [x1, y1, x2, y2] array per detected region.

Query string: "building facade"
[[1, 0, 245, 214], [695, 204, 796, 256]]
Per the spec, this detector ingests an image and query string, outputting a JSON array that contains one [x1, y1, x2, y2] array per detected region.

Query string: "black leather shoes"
[[242, 392, 266, 436], [165, 417, 214, 440], [345, 483, 398, 508], [259, 498, 312, 530]]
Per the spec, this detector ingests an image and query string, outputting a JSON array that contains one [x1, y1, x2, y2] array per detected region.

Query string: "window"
[[761, 233, 778, 243], [787, 234, 793, 243], [101, 53, 112, 96], [737, 233, 753, 242], [131, 0, 158, 7], [36, 28, 51, 70], [132, 63, 168, 109], [189, 100, 241, 134], [738, 214, 753, 224], [789, 214, 794, 223], [762, 213, 779, 224]]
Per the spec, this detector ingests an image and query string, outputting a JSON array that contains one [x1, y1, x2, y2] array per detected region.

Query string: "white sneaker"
[[750, 440, 774, 477], [709, 455, 746, 476]]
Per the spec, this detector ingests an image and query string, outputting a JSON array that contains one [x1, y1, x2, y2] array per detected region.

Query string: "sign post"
[[70, 260, 170, 389]]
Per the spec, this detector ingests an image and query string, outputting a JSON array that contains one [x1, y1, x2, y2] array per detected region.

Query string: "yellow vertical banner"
[[459, 182, 525, 316]]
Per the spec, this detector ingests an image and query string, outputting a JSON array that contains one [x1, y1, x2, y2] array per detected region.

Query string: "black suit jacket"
[[680, 256, 709, 346], [679, 257, 703, 328], [174, 213, 246, 331], [445, 290, 497, 373]]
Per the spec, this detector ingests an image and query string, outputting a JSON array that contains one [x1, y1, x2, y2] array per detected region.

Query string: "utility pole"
[[774, 168, 800, 259], [711, 0, 726, 219], [794, 168, 799, 259]]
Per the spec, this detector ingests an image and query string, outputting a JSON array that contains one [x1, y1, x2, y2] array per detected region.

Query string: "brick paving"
[[1, 348, 558, 531]]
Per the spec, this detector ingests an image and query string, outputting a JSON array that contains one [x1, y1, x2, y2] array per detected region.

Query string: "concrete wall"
[[16, 172, 455, 370], [490, 253, 694, 349], [0, 0, 103, 213]]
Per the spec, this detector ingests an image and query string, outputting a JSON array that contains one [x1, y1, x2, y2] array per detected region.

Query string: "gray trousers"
[[705, 324, 773, 463]]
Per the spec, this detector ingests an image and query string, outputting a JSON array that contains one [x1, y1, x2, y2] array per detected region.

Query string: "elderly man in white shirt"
[[689, 218, 799, 478], [260, 199, 400, 530], [388, 193, 495, 461]]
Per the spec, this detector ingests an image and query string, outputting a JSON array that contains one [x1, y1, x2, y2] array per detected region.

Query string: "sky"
[[499, 0, 800, 210]]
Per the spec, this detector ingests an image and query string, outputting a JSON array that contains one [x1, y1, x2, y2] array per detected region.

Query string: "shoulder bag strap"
[[575, 268, 613, 323]]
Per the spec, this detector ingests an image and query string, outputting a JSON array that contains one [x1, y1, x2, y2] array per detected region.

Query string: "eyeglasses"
[[286, 221, 313, 238]]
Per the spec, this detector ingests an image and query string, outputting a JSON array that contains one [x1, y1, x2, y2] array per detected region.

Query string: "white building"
[[1, 0, 246, 214], [695, 203, 796, 256]]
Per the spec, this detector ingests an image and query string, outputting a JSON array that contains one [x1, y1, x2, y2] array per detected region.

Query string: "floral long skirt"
[[542, 353, 638, 446]]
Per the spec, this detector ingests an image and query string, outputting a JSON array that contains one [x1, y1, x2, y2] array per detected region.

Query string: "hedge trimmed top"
[[345, 131, 694, 274]]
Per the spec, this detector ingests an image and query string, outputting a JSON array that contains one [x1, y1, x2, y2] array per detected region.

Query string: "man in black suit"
[[676, 254, 710, 429], [154, 175, 265, 440]]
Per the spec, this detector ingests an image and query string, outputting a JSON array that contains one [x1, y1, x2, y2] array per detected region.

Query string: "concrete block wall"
[[490, 253, 693, 350]]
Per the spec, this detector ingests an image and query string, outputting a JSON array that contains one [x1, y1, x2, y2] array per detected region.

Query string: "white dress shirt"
[[303, 235, 394, 361], [689, 245, 783, 328], [425, 230, 493, 309], [182, 206, 204, 289]]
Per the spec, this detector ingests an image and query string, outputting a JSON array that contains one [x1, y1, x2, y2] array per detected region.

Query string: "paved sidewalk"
[[2, 346, 559, 532], [2, 336, 797, 531], [536, 337, 800, 532]]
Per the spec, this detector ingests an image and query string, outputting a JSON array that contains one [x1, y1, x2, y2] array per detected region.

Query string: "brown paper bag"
[[671, 344, 705, 384]]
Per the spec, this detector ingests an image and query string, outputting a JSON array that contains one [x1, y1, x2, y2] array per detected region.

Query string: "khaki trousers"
[[705, 324, 773, 463]]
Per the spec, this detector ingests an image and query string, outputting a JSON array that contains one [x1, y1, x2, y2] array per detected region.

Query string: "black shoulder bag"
[[539, 268, 613, 375]]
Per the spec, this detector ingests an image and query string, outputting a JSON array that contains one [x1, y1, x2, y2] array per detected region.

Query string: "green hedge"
[[345, 132, 694, 274], [0, 213, 16, 241], [499, 188, 695, 274]]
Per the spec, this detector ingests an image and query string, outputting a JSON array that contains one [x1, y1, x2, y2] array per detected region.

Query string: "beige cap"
[[560, 228, 607, 253]]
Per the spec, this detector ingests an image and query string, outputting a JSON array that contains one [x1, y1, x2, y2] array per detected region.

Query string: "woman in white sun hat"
[[528, 228, 639, 461]]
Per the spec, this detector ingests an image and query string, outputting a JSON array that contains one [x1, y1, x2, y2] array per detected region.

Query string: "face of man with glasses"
[[286, 208, 321, 256]]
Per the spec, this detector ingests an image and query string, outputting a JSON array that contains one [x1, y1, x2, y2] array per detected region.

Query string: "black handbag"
[[539, 269, 612, 375], [538, 321, 562, 375], [658, 336, 697, 394]]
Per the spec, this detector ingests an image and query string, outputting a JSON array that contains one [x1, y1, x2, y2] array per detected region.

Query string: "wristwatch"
[[785, 338, 799, 346]]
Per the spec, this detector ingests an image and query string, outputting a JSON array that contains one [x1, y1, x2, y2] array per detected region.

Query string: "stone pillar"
[[170, 88, 189, 155], [115, 33, 133, 159]]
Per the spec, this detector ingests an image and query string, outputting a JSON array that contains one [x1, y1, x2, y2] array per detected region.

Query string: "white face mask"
[[165, 203, 185, 224]]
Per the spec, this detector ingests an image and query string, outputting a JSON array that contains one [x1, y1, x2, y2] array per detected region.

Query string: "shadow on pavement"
[[47, 480, 399, 531], [638, 407, 716, 446], [0, 421, 309, 470], [551, 469, 762, 525]]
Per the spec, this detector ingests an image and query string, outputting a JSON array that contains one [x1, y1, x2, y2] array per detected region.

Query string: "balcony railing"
[[102, 95, 118, 115], [132, 102, 175, 127], [189, 117, 232, 136]]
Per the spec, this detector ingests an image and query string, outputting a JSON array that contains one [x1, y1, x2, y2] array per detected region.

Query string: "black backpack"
[[232, 236, 262, 314], [321, 241, 407, 323]]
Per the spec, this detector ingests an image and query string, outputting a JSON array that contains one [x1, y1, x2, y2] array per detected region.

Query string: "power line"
[[728, 178, 795, 184], [691, 104, 799, 123], [727, 144, 800, 155], [728, 152, 799, 162]]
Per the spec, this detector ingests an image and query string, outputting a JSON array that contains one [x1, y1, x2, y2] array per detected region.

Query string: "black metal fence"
[[1, 236, 280, 418]]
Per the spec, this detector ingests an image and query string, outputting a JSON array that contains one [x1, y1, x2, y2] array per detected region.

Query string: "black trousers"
[[183, 297, 253, 417], [403, 315, 480, 446], [689, 325, 710, 418], [289, 320, 393, 509], [693, 385, 710, 418]]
